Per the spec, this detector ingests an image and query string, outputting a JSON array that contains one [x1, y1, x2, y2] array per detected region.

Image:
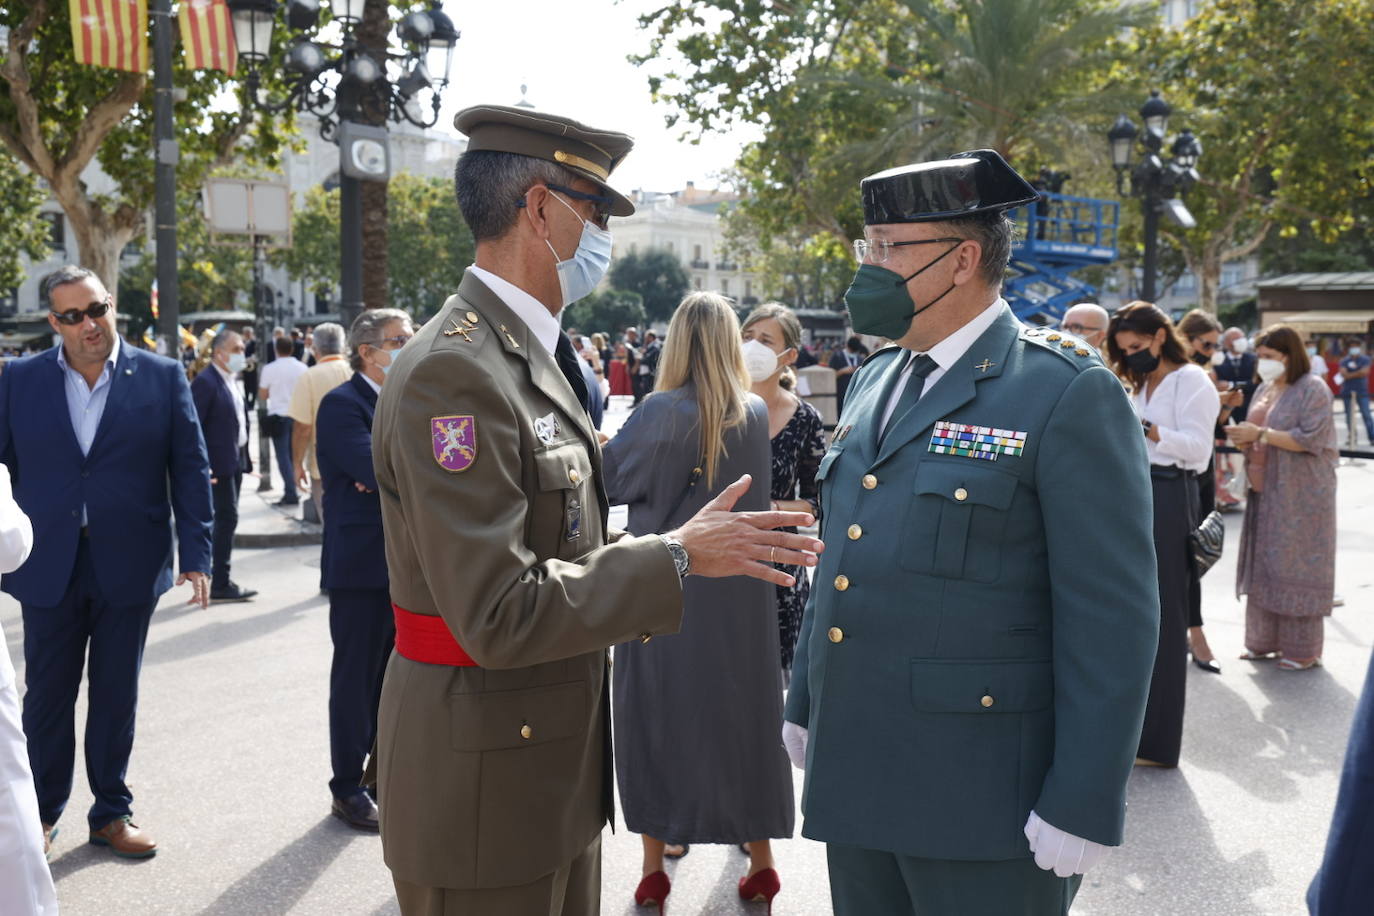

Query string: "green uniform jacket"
[[784, 305, 1159, 861], [372, 269, 683, 890]]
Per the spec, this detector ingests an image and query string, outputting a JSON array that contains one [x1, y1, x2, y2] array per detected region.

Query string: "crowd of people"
[[0, 100, 1370, 916]]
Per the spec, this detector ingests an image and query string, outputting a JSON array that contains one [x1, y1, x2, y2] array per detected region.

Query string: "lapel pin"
[[500, 325, 520, 349], [975, 359, 995, 373], [443, 320, 474, 342]]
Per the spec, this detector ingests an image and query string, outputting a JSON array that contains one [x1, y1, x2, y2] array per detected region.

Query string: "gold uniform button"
[[862, 474, 878, 490], [834, 574, 850, 591], [568, 468, 581, 485], [847, 524, 863, 540], [828, 627, 844, 643], [520, 724, 533, 739], [981, 695, 995, 708], [954, 487, 968, 502], [466, 311, 479, 324]]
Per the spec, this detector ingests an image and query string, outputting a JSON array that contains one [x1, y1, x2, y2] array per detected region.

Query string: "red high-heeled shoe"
[[635, 870, 671, 913], [738, 867, 781, 913]]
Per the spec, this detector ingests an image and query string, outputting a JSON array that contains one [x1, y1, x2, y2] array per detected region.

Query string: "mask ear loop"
[[895, 240, 964, 322]]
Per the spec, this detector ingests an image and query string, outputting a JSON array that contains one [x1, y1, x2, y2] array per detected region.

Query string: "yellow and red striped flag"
[[68, 0, 149, 73], [179, 0, 238, 76]]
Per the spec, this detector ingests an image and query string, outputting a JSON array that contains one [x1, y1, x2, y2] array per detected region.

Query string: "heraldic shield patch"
[[432, 415, 477, 472]]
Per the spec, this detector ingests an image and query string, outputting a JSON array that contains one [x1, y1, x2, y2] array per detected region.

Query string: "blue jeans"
[[271, 416, 297, 502], [1343, 390, 1374, 443]]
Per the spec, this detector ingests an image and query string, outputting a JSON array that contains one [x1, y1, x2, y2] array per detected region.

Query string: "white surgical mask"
[[547, 193, 612, 308], [226, 352, 246, 374], [1307, 345, 1318, 357], [1256, 357, 1285, 383], [1231, 338, 1249, 354], [741, 338, 779, 383], [1350, 346, 1364, 356], [1210, 350, 1226, 367]]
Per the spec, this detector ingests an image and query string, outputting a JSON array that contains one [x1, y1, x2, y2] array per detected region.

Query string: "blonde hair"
[[742, 301, 803, 391], [590, 332, 607, 351], [656, 292, 751, 487]]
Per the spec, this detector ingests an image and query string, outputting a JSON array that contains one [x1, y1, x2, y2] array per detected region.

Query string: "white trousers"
[[0, 668, 58, 915]]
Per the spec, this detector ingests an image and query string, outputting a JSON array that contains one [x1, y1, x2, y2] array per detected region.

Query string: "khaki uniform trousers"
[[393, 835, 601, 916]]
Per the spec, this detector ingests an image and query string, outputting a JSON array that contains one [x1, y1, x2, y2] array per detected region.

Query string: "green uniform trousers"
[[827, 843, 1081, 916], [393, 835, 601, 916]]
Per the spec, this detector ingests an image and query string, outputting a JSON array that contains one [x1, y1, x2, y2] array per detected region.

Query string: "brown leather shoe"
[[89, 816, 157, 858], [42, 823, 57, 862]]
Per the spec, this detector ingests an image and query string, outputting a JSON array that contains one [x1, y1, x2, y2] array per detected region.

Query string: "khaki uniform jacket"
[[372, 269, 684, 890]]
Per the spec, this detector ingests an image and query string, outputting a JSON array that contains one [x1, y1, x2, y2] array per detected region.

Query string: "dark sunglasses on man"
[[51, 296, 112, 326]]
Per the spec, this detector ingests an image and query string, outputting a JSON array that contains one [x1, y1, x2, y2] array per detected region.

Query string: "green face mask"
[[844, 239, 962, 340]]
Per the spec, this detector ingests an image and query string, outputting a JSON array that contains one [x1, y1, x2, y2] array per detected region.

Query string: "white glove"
[[781, 721, 808, 769], [1023, 810, 1108, 877]]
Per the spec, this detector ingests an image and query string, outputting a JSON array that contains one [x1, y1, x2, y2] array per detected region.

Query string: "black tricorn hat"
[[860, 149, 1039, 225], [454, 104, 637, 217]]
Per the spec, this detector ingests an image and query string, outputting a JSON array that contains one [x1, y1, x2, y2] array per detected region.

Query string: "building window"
[[43, 213, 64, 252], [745, 279, 753, 298], [721, 278, 730, 295], [694, 244, 702, 261], [694, 277, 702, 290], [0, 287, 17, 316]]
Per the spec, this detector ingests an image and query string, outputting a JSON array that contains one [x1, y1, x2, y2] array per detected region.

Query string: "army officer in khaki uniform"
[[370, 105, 823, 916], [781, 151, 1160, 914]]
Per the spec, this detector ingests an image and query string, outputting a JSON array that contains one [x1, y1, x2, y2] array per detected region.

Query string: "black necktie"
[[880, 353, 939, 447], [554, 331, 591, 415]]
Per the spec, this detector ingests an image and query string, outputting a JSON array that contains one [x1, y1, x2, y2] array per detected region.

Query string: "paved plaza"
[[4, 398, 1372, 915]]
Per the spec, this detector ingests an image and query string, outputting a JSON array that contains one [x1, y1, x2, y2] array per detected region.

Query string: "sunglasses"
[[51, 297, 111, 326]]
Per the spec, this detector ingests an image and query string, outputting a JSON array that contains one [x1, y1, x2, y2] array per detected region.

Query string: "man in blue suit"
[[0, 266, 213, 859], [782, 152, 1159, 914], [191, 328, 257, 603], [315, 308, 411, 830]]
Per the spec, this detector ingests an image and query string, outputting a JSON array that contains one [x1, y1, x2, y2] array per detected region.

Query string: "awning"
[[1272, 310, 1374, 334]]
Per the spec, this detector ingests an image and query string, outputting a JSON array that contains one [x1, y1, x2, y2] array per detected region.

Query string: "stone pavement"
[[2, 397, 1371, 914]]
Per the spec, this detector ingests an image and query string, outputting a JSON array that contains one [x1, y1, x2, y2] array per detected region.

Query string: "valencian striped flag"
[[179, 0, 238, 75], [68, 0, 149, 73]]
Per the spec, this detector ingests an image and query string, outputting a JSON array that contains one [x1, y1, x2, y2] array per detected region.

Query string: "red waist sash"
[[392, 604, 479, 667]]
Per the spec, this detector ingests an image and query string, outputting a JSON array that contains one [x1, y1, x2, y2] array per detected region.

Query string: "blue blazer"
[[190, 365, 241, 480], [1308, 646, 1374, 914], [0, 345, 214, 607], [315, 373, 387, 590]]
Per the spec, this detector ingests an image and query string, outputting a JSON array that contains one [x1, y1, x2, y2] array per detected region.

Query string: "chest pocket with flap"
[[900, 461, 1018, 582], [531, 442, 594, 560]]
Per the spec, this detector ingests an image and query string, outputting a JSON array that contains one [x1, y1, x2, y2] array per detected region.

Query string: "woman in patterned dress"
[[741, 304, 826, 676]]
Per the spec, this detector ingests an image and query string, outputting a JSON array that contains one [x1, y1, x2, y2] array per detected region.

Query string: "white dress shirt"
[[258, 355, 309, 417], [469, 265, 561, 356], [1131, 363, 1220, 472], [215, 362, 248, 449], [879, 299, 1009, 434]]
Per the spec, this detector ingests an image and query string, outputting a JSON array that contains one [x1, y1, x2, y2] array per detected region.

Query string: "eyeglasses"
[[518, 182, 614, 229], [51, 297, 111, 326], [1063, 322, 1104, 336], [852, 236, 963, 264], [368, 335, 412, 349]]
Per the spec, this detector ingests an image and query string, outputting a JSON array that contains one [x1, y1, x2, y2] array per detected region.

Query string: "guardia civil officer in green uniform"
[[780, 150, 1160, 914], [370, 105, 822, 916]]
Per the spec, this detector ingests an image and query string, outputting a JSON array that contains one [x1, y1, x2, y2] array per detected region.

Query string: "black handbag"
[[1189, 509, 1225, 577]]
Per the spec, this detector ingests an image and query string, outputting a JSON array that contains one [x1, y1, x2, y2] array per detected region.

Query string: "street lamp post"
[[1107, 90, 1203, 303], [226, 0, 459, 328]]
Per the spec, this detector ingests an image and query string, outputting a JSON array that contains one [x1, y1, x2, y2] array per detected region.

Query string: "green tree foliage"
[[0, 0, 294, 299], [273, 173, 474, 319], [1124, 0, 1374, 309], [722, 218, 853, 310], [607, 249, 690, 324], [0, 154, 50, 289], [562, 289, 647, 339]]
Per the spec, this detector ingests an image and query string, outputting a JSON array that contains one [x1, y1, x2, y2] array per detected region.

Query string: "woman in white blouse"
[[1107, 302, 1221, 768]]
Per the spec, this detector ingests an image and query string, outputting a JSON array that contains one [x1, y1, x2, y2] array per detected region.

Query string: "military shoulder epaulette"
[[859, 344, 904, 369], [1019, 325, 1102, 370]]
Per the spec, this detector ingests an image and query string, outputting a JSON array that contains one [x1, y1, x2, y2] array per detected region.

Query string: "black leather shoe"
[[274, 498, 300, 508], [210, 582, 258, 603], [1191, 654, 1222, 674], [331, 792, 379, 831]]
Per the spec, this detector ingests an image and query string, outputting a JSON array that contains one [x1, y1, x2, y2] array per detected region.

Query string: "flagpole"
[[152, 0, 180, 359]]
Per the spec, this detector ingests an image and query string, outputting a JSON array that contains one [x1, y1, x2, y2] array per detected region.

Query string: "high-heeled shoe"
[[1191, 653, 1221, 674], [738, 867, 781, 913], [635, 871, 671, 913]]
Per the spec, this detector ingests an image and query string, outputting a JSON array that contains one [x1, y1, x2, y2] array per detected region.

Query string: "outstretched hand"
[[669, 474, 823, 588]]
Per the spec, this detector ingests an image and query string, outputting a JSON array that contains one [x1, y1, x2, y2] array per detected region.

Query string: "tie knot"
[[907, 353, 938, 379]]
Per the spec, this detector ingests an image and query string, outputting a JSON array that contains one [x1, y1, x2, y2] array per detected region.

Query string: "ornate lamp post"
[[1107, 90, 1203, 302], [227, 0, 459, 327]]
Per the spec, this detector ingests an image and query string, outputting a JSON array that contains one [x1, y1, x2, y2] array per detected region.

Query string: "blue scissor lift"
[[1002, 192, 1120, 326]]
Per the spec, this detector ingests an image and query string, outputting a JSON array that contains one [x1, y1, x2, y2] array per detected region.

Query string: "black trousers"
[[1138, 470, 1198, 767], [211, 472, 241, 589], [22, 539, 157, 829], [328, 587, 394, 799]]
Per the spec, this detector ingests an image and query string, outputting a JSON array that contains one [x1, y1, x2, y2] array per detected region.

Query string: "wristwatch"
[[658, 534, 691, 578]]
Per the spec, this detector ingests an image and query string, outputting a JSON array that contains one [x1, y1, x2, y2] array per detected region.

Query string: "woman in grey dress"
[[603, 293, 794, 913]]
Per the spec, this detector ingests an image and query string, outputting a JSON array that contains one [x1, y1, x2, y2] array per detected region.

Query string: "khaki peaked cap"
[[454, 104, 637, 216]]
